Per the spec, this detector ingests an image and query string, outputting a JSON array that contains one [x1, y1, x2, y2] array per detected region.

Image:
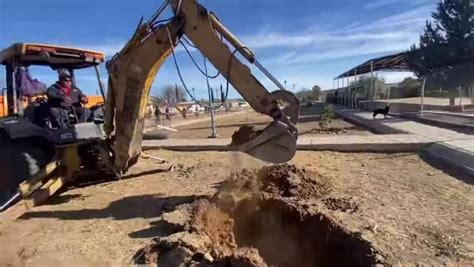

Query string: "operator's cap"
[[58, 69, 71, 81]]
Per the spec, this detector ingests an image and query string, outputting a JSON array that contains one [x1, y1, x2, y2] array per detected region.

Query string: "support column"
[[369, 61, 374, 110], [6, 64, 15, 115], [354, 69, 359, 108], [420, 77, 426, 117], [347, 75, 350, 107], [471, 82, 474, 104], [342, 79, 344, 105]]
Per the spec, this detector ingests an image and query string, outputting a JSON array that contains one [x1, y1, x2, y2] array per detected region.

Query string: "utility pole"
[[204, 58, 217, 138], [220, 84, 225, 104], [208, 86, 217, 138], [192, 87, 196, 100], [174, 83, 179, 103]]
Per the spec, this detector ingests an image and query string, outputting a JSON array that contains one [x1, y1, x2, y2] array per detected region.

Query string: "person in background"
[[165, 107, 170, 120], [46, 69, 90, 128], [154, 105, 161, 126]]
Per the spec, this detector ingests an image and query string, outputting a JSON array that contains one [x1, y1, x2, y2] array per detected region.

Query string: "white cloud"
[[241, 31, 410, 50], [340, 5, 432, 33], [245, 3, 434, 65], [280, 38, 416, 65], [364, 0, 433, 10], [364, 0, 405, 9], [226, 4, 435, 89], [31, 2, 435, 95]]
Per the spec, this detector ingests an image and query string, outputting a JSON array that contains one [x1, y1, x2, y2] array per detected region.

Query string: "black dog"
[[373, 105, 390, 118]]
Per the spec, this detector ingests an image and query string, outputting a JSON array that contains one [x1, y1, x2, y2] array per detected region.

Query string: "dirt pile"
[[215, 164, 331, 200], [134, 164, 381, 267]]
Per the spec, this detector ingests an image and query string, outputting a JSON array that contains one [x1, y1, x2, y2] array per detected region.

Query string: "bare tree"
[[160, 84, 188, 104]]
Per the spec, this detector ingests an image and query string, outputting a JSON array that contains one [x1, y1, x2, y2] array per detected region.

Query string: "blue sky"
[[0, 0, 436, 99]]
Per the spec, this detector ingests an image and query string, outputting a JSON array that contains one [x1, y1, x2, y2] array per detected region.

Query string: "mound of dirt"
[[258, 164, 331, 199], [134, 164, 381, 267], [216, 164, 331, 200]]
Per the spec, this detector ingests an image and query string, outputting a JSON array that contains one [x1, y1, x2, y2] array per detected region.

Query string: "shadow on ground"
[[20, 194, 208, 221], [419, 151, 474, 185], [129, 219, 183, 239], [68, 168, 171, 189], [42, 193, 85, 206], [179, 121, 270, 131]]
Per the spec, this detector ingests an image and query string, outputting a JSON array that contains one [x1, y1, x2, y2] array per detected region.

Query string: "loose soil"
[[133, 164, 377, 266], [0, 151, 473, 266]]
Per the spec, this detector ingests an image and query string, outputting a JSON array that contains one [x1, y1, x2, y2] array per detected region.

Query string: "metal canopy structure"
[[330, 38, 474, 114], [336, 52, 411, 79], [329, 51, 414, 110], [336, 38, 474, 79]]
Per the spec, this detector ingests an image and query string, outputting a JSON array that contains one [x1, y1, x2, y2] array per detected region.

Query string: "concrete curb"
[[143, 144, 231, 151], [422, 143, 474, 178], [423, 110, 474, 119], [398, 113, 474, 135], [297, 142, 428, 153], [142, 140, 430, 153]]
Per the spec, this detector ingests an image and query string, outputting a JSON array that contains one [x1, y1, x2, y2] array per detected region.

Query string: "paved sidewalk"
[[336, 107, 473, 146], [398, 112, 474, 134], [424, 110, 474, 118], [335, 106, 474, 176]]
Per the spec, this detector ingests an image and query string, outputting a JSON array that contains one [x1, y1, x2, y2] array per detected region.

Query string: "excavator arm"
[[105, 0, 300, 173]]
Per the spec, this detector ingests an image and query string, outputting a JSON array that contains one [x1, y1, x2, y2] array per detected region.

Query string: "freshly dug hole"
[[232, 198, 376, 267], [133, 164, 379, 266]]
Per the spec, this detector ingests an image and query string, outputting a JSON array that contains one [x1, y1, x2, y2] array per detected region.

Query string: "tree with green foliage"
[[319, 104, 335, 130], [397, 77, 421, 98], [408, 0, 474, 83]]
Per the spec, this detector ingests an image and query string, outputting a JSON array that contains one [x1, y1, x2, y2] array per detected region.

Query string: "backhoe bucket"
[[230, 121, 297, 163]]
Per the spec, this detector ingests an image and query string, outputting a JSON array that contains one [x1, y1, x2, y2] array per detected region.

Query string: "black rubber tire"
[[0, 131, 55, 195]]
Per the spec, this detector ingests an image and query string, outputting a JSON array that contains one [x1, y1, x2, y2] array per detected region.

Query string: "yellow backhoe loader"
[[0, 0, 300, 219]]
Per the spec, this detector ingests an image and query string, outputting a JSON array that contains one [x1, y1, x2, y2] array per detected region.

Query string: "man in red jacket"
[[47, 69, 90, 128]]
